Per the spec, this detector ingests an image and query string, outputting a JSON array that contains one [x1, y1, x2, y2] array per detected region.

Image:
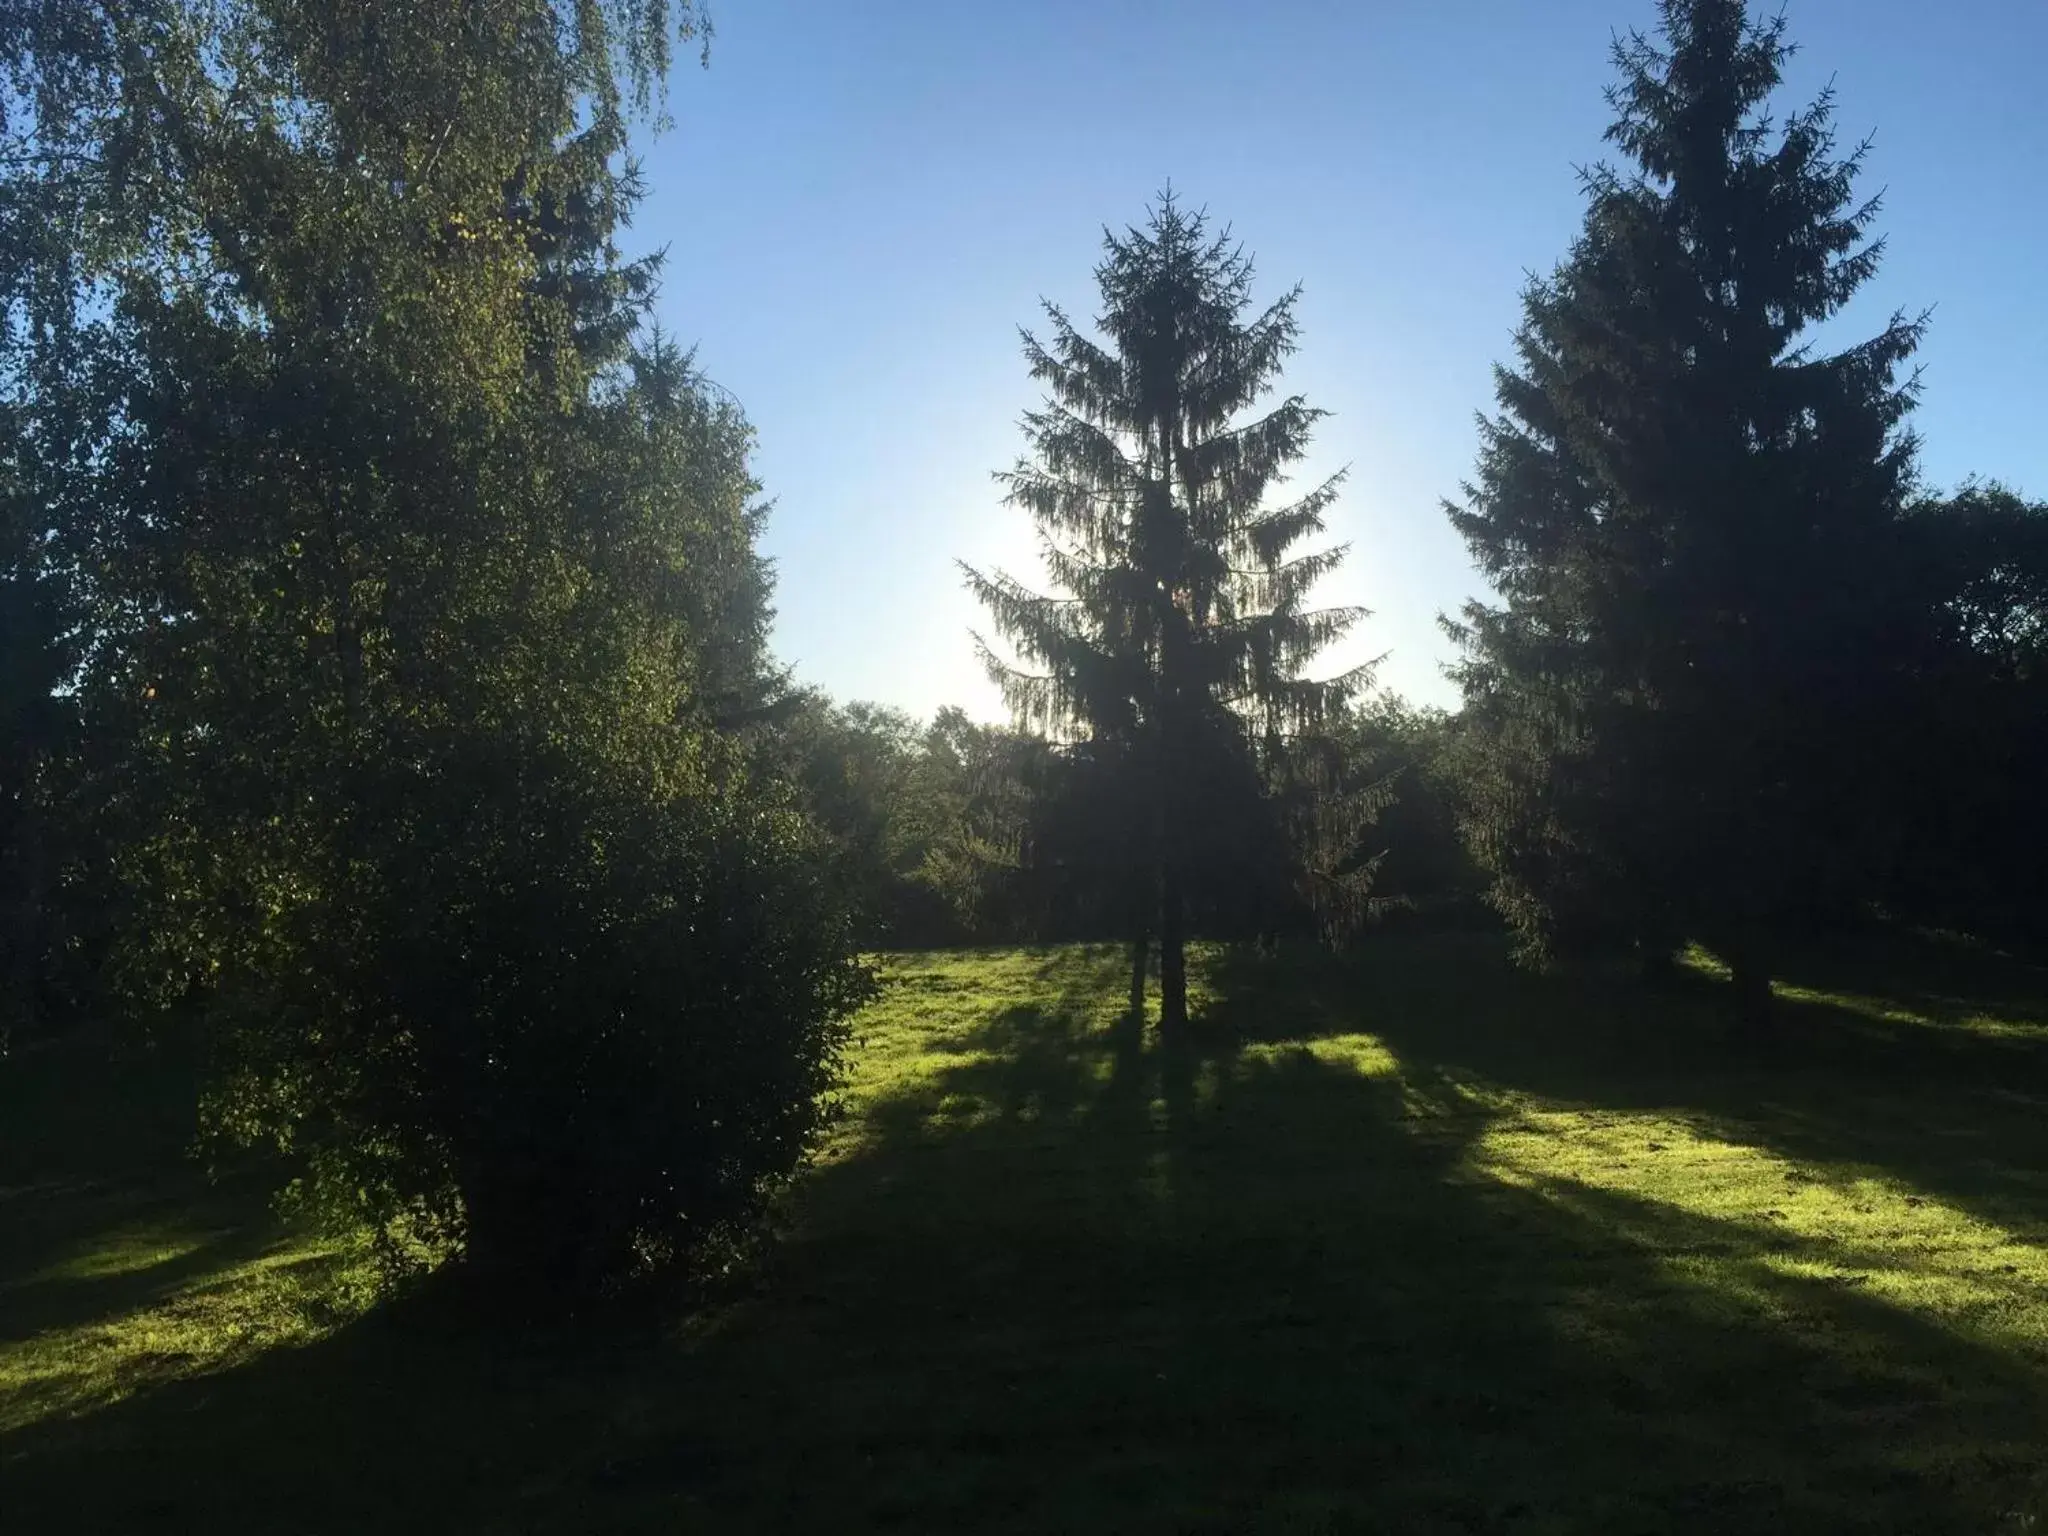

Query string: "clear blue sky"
[[640, 0, 2048, 718]]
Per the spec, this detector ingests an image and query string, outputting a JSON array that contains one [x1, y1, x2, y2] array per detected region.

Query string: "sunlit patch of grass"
[[1240, 1032, 1405, 1079], [18, 1226, 208, 1285], [1773, 980, 1939, 1026], [7, 933, 2048, 1532], [0, 1231, 376, 1432], [1470, 1109, 2048, 1343], [1775, 978, 2048, 1041], [1685, 937, 2048, 1042], [832, 946, 1135, 1151]]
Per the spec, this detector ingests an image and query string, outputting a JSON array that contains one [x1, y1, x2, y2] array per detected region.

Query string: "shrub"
[[193, 739, 876, 1303]]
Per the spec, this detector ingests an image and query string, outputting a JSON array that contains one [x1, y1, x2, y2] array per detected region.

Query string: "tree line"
[[2, 0, 2042, 1304]]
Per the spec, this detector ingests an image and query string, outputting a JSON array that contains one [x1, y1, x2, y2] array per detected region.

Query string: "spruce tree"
[[966, 195, 1369, 1029], [1447, 0, 1925, 1012]]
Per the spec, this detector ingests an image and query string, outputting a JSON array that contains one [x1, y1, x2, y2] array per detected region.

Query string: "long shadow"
[[615, 960, 2048, 1532], [0, 1218, 286, 1346], [1254, 930, 2048, 1242], [6, 946, 2048, 1531], [1773, 926, 2048, 1031], [1, 1031, 292, 1343]]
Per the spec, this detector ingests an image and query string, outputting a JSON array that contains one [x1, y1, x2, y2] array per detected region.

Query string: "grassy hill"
[[6, 933, 2048, 1532]]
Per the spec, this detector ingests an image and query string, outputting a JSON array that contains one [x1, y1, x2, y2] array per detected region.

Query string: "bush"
[[191, 739, 876, 1304]]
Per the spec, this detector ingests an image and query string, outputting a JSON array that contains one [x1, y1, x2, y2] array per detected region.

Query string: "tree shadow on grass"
[[6, 945, 2048, 1532], [1231, 931, 2048, 1245], [613, 970, 2048, 1534], [1, 1031, 293, 1346], [0, 1214, 287, 1347], [1772, 926, 2048, 1033]]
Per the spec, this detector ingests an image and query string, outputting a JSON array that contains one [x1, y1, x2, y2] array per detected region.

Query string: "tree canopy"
[[966, 194, 1374, 1027], [0, 0, 873, 1303], [1447, 0, 1927, 1005]]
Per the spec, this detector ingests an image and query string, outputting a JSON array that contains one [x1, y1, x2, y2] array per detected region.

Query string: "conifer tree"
[[1447, 0, 1925, 1013], [966, 195, 1369, 1029]]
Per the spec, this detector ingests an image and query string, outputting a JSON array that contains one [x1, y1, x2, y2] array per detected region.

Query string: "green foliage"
[[1911, 483, 2048, 683], [0, 442, 72, 1047], [778, 697, 947, 943], [178, 741, 875, 1294], [966, 194, 1375, 1024], [1892, 483, 2048, 945], [0, 3, 103, 1046], [776, 697, 1055, 946], [902, 707, 1053, 941], [1447, 1, 1928, 987], [1, 0, 872, 1303], [1322, 698, 1484, 921]]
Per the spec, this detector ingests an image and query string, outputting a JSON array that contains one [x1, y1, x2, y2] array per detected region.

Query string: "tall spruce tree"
[[1447, 0, 1925, 1012], [965, 195, 1369, 1029]]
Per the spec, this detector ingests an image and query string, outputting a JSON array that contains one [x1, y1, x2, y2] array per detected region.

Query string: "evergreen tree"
[[1447, 0, 1926, 1014], [966, 195, 1369, 1029]]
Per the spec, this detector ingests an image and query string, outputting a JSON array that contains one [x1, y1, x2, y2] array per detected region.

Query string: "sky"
[[640, 0, 2048, 719]]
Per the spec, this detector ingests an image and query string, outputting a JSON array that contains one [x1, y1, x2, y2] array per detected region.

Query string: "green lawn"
[[7, 933, 2048, 1532]]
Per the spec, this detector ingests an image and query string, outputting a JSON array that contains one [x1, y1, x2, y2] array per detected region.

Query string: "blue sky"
[[641, 0, 2048, 717]]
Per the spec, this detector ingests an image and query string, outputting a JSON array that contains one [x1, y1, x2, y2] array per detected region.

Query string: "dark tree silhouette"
[[1447, 0, 1926, 1014], [1894, 483, 2048, 945], [966, 194, 1369, 1029]]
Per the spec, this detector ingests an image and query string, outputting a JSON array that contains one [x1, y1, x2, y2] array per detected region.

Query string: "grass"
[[6, 931, 2048, 1532]]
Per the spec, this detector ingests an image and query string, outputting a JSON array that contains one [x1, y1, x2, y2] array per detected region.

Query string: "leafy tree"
[[0, 0, 124, 1045], [611, 336, 784, 727], [1893, 483, 2048, 943], [777, 696, 945, 943], [1323, 700, 1482, 922], [1914, 483, 2048, 681], [0, 417, 72, 1047], [966, 194, 1370, 1028], [1446, 0, 1926, 1011], [900, 707, 1054, 942], [776, 697, 1058, 946], [4, 0, 873, 1302]]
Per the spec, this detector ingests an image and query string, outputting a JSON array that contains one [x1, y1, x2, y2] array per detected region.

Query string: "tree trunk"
[[1159, 861, 1188, 1033], [2, 792, 47, 1051], [1127, 928, 1149, 1019], [1729, 950, 1774, 1039]]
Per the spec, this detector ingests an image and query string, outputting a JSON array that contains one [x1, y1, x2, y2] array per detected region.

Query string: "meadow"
[[6, 931, 2048, 1533]]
